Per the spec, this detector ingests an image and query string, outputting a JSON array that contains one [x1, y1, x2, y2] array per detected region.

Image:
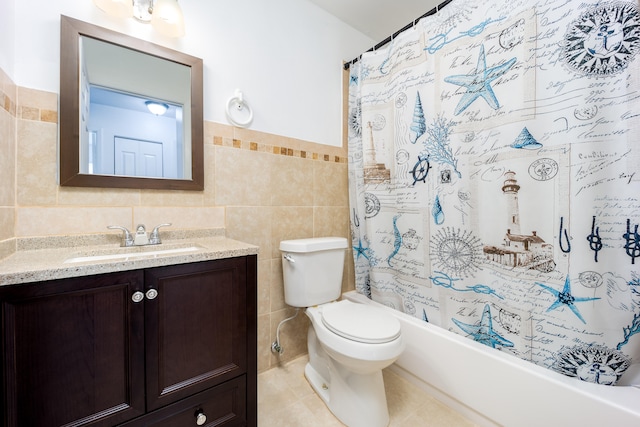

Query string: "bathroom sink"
[[64, 243, 205, 264]]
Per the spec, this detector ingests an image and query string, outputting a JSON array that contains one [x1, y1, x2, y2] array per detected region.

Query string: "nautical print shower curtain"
[[347, 0, 640, 385]]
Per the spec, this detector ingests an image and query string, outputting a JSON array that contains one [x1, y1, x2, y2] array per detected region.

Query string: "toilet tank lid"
[[280, 237, 348, 252]]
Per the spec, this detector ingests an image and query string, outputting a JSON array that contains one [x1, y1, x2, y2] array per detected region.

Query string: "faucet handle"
[[107, 225, 134, 247], [149, 223, 172, 245]]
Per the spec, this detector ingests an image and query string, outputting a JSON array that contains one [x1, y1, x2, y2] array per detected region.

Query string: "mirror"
[[59, 15, 204, 190]]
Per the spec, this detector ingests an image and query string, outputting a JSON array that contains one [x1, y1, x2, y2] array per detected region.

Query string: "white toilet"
[[280, 237, 404, 427]]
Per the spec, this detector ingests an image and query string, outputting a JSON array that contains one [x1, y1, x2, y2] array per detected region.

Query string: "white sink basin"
[[64, 244, 204, 264]]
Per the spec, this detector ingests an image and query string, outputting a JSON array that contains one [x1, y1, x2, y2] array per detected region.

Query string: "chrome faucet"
[[108, 223, 172, 247]]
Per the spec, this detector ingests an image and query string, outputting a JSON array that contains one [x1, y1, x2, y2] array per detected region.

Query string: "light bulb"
[[151, 0, 186, 37]]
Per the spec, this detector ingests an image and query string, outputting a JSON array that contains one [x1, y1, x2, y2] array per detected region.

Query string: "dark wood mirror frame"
[[59, 15, 204, 191]]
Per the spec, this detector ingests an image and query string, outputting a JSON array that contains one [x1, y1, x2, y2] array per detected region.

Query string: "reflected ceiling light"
[[93, 0, 185, 38], [145, 101, 169, 115]]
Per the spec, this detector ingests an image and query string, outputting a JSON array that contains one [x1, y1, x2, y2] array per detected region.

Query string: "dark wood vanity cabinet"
[[0, 256, 257, 427]]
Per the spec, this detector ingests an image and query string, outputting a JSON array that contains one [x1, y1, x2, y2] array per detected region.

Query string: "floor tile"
[[258, 356, 478, 427]]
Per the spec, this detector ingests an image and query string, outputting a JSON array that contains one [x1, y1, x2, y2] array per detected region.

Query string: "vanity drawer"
[[119, 376, 247, 427]]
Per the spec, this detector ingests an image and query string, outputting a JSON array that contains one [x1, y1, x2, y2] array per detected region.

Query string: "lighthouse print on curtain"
[[347, 0, 640, 385]]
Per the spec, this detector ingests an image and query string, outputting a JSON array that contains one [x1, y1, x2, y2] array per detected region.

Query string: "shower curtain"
[[347, 0, 640, 385]]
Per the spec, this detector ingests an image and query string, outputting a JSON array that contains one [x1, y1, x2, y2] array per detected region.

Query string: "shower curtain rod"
[[343, 0, 453, 70]]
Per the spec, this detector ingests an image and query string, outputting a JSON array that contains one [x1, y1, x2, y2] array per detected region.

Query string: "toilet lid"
[[321, 301, 401, 344]]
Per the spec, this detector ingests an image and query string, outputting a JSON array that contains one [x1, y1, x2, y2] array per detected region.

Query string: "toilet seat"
[[321, 300, 401, 344]]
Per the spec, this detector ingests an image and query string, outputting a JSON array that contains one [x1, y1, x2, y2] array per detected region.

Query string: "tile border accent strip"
[[1, 88, 16, 117], [19, 105, 57, 123], [213, 136, 347, 164]]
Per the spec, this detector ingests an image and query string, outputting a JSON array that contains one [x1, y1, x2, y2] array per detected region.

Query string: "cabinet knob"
[[195, 411, 207, 425], [146, 289, 158, 300], [132, 291, 144, 303]]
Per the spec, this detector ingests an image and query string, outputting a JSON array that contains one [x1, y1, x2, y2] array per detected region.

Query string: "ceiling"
[[307, 0, 443, 41]]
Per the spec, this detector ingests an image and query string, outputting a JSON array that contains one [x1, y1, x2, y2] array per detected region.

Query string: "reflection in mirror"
[[82, 87, 185, 178], [60, 15, 204, 190]]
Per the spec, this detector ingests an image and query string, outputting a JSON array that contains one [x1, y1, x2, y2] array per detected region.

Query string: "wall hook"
[[226, 89, 253, 128]]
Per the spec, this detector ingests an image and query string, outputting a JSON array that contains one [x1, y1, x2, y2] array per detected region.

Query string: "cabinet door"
[[145, 258, 248, 411], [0, 271, 146, 427]]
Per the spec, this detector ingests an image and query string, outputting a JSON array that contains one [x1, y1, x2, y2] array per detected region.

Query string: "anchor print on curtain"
[[347, 0, 640, 386]]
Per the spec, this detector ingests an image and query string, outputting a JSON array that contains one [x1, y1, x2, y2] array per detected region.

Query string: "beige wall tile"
[[16, 207, 132, 237], [133, 206, 224, 230], [58, 186, 141, 206], [138, 189, 205, 207], [313, 161, 348, 207], [270, 258, 285, 312], [0, 238, 15, 260], [226, 206, 272, 259], [313, 206, 349, 238], [19, 106, 39, 121], [257, 259, 271, 316], [0, 108, 15, 206], [343, 249, 356, 294], [270, 206, 313, 259], [202, 143, 216, 206], [0, 207, 15, 241], [1, 70, 17, 118], [40, 109, 57, 123], [16, 119, 58, 206], [215, 146, 272, 206], [1, 68, 17, 102], [18, 87, 57, 111], [257, 313, 272, 373], [206, 121, 234, 141], [270, 156, 313, 207]]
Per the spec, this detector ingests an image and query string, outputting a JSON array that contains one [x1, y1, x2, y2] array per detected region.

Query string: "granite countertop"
[[0, 229, 259, 287]]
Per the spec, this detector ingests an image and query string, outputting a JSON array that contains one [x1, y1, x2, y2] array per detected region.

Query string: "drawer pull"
[[132, 291, 144, 303], [146, 289, 158, 300], [195, 410, 207, 425]]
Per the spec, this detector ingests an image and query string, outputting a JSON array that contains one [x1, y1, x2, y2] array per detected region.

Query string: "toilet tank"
[[279, 237, 348, 307]]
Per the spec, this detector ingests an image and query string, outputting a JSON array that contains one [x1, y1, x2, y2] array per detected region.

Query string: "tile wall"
[[0, 67, 355, 372], [0, 68, 16, 259]]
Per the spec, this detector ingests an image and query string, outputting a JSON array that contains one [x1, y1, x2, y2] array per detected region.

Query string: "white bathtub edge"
[[343, 290, 640, 427]]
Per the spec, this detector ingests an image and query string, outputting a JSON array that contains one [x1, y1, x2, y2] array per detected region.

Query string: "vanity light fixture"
[[93, 0, 185, 37], [150, 0, 186, 37], [145, 100, 169, 115]]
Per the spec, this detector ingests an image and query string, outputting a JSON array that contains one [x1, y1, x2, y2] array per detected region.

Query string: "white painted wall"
[[5, 0, 374, 146], [0, 0, 15, 76]]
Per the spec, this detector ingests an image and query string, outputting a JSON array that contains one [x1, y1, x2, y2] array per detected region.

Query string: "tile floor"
[[258, 355, 478, 427]]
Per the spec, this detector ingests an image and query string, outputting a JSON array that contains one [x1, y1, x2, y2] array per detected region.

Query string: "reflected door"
[[114, 137, 163, 177]]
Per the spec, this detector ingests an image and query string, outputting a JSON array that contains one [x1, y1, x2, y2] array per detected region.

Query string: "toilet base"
[[305, 361, 390, 427]]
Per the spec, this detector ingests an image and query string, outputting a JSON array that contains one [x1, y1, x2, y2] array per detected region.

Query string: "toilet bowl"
[[279, 237, 404, 427], [304, 300, 404, 427]]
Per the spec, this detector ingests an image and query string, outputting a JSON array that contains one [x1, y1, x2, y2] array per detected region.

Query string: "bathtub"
[[344, 291, 640, 427]]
